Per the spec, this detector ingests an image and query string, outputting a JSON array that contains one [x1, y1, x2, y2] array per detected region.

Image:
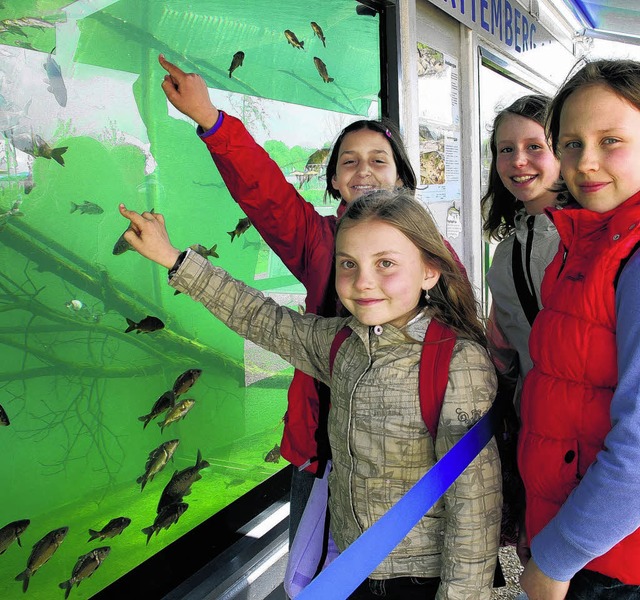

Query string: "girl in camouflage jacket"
[[119, 190, 502, 600]]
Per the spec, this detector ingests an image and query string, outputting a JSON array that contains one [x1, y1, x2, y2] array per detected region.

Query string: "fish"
[[113, 209, 155, 255], [284, 29, 304, 49], [0, 520, 30, 554], [227, 217, 252, 242], [188, 243, 219, 260], [310, 22, 326, 47], [157, 450, 209, 512], [158, 399, 195, 433], [172, 368, 202, 397], [87, 517, 131, 542], [356, 2, 378, 16], [11, 133, 67, 166], [124, 315, 165, 334], [59, 547, 110, 598], [264, 443, 281, 464], [15, 526, 68, 593], [138, 390, 176, 429], [70, 201, 103, 215], [0, 403, 9, 426], [43, 52, 67, 107], [228, 51, 244, 78], [313, 57, 334, 83], [136, 439, 180, 491], [141, 502, 188, 545], [305, 147, 331, 170]]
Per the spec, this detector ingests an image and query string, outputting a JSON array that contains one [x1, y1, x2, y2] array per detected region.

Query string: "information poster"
[[416, 43, 462, 207]]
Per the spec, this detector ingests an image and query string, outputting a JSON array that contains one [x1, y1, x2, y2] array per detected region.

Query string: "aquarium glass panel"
[[0, 1, 381, 598]]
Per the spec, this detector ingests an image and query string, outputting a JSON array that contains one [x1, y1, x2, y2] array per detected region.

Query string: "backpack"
[[329, 319, 457, 438]]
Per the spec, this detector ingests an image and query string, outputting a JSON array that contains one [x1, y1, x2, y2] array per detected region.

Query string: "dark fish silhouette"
[[310, 22, 326, 47], [124, 315, 164, 334], [59, 547, 110, 598], [70, 201, 103, 215], [139, 390, 176, 429], [264, 443, 281, 464], [141, 502, 188, 545], [157, 450, 209, 512], [228, 51, 244, 78], [113, 209, 155, 255], [0, 519, 30, 554], [87, 517, 131, 542], [284, 29, 304, 49], [356, 2, 377, 16], [0, 403, 9, 426], [136, 439, 180, 491], [313, 57, 334, 83], [15, 526, 68, 592], [43, 51, 67, 107], [172, 368, 202, 396], [227, 217, 251, 242]]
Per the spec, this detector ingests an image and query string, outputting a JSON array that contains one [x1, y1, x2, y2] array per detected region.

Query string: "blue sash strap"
[[296, 402, 499, 600]]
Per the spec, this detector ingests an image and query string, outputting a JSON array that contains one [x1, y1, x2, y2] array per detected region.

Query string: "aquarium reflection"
[[0, 0, 380, 598]]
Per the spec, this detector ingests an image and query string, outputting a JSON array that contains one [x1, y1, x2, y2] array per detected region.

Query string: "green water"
[[0, 1, 380, 598]]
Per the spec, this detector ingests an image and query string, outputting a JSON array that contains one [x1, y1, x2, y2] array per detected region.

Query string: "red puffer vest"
[[519, 191, 640, 584]]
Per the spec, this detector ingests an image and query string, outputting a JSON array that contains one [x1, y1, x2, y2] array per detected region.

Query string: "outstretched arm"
[[118, 204, 181, 269], [159, 54, 220, 131]]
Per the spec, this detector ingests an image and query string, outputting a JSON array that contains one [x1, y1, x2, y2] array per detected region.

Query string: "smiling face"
[[495, 113, 560, 215], [335, 219, 440, 329], [330, 129, 402, 203], [558, 83, 640, 213]]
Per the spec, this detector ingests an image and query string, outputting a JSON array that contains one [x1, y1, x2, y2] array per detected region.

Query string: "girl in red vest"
[[118, 190, 501, 599], [156, 54, 464, 548], [519, 60, 640, 599]]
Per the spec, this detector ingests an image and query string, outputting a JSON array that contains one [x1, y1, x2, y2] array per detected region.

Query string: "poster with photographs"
[[416, 43, 461, 206]]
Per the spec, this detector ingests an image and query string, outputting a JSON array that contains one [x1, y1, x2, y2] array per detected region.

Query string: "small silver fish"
[[44, 52, 67, 107], [310, 22, 326, 47], [313, 57, 334, 83], [284, 29, 304, 49], [141, 502, 188, 545], [227, 217, 251, 242], [70, 201, 103, 215], [59, 547, 110, 598], [87, 517, 131, 542], [158, 399, 195, 433], [65, 299, 84, 312], [15, 526, 68, 593], [228, 51, 244, 78], [0, 519, 30, 554], [189, 243, 219, 260]]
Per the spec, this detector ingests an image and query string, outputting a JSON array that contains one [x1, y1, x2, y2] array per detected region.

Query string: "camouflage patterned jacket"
[[170, 250, 501, 599]]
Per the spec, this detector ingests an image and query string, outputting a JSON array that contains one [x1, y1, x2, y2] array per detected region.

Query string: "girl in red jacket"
[[157, 54, 444, 546]]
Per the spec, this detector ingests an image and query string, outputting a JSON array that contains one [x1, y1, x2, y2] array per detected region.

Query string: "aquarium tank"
[[0, 1, 381, 598]]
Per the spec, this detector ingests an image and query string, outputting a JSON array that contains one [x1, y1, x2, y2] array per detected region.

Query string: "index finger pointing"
[[158, 54, 186, 79]]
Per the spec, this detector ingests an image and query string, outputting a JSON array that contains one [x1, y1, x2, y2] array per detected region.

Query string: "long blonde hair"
[[337, 189, 486, 346]]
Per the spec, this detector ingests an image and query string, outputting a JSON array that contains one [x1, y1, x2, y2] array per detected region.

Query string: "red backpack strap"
[[419, 320, 457, 439], [329, 326, 352, 376]]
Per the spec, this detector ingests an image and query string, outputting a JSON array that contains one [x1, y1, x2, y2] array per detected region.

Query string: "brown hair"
[[481, 94, 553, 241], [337, 189, 486, 346]]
